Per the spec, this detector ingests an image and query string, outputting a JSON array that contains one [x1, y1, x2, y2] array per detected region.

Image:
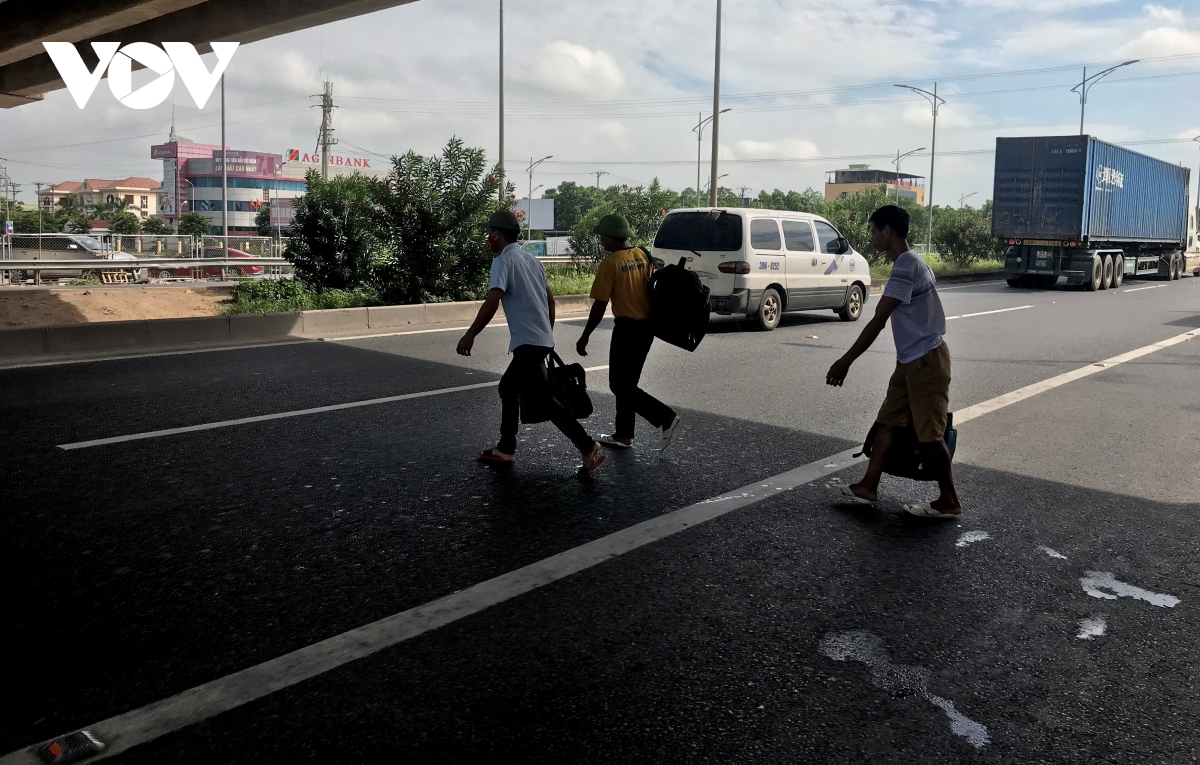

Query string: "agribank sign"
[[285, 149, 373, 169], [43, 42, 238, 109]]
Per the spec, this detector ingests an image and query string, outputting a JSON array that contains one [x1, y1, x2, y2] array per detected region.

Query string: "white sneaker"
[[660, 415, 682, 453], [599, 434, 633, 449]]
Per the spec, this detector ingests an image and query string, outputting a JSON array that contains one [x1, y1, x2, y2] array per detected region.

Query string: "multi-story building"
[[824, 164, 926, 206], [39, 177, 165, 219]]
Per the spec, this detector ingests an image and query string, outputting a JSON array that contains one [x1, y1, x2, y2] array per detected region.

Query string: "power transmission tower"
[[737, 185, 752, 206], [593, 171, 608, 188], [314, 82, 338, 181]]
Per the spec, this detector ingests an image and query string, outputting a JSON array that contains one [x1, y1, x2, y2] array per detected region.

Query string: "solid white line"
[[1123, 285, 1164, 293], [945, 305, 1033, 321], [936, 280, 1006, 291], [0, 447, 866, 765], [954, 328, 1196, 424], [0, 338, 317, 372], [331, 315, 591, 342], [12, 328, 1199, 763], [56, 365, 611, 450]]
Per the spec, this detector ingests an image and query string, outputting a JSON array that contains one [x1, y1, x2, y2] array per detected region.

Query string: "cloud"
[[731, 137, 821, 160], [521, 41, 625, 97]]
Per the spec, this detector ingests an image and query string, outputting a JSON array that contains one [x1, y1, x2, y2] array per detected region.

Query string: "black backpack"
[[647, 255, 711, 352], [853, 413, 958, 481]]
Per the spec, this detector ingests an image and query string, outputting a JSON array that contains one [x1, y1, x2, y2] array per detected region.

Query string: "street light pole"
[[220, 74, 227, 239], [895, 83, 945, 255], [959, 191, 978, 208], [526, 155, 552, 241], [693, 109, 730, 207], [498, 0, 505, 202], [1071, 60, 1138, 135], [891, 147, 925, 201], [708, 0, 723, 207]]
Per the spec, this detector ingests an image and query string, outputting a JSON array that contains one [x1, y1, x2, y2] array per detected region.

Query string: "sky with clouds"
[[1, 0, 1198, 208]]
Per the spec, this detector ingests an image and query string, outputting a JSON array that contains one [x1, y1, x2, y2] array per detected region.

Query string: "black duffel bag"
[[854, 412, 958, 481], [520, 350, 594, 423], [647, 255, 711, 352]]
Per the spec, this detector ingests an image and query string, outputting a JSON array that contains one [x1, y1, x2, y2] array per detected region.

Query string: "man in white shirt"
[[823, 205, 961, 518], [457, 210, 605, 475]]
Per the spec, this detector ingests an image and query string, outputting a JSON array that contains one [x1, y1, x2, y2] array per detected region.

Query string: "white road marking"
[[331, 315, 591, 342], [0, 338, 317, 371], [12, 325, 1198, 762], [56, 365, 611, 450], [1038, 546, 1068, 560], [1080, 571, 1180, 608], [945, 305, 1033, 321], [955, 531, 990, 548], [819, 630, 990, 748], [1077, 617, 1107, 640], [1123, 285, 1164, 293], [935, 281, 1006, 291], [953, 329, 1196, 425], [2, 446, 867, 764]]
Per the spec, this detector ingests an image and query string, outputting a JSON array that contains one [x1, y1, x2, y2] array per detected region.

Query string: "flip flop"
[[599, 435, 633, 449], [478, 449, 516, 464], [578, 444, 607, 477], [825, 484, 878, 507], [903, 502, 960, 519]]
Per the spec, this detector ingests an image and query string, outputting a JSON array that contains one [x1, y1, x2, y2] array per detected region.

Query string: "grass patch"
[[870, 254, 1004, 280], [220, 279, 382, 315], [546, 263, 597, 296]]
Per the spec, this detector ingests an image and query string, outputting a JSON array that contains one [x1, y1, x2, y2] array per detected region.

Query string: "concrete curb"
[[0, 296, 599, 365], [870, 271, 1004, 293]]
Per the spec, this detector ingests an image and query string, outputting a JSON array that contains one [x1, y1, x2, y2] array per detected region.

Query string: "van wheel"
[[838, 284, 864, 321], [756, 288, 782, 331], [1111, 255, 1124, 288]]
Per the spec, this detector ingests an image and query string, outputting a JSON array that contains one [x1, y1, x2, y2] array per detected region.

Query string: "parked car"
[[155, 249, 265, 280], [5, 233, 148, 282], [651, 208, 872, 330]]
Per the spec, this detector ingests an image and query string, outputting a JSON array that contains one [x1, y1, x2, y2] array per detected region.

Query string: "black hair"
[[868, 205, 910, 240], [490, 227, 521, 244]]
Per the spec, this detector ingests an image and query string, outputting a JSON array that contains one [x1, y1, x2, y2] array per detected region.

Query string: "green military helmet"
[[593, 213, 634, 239]]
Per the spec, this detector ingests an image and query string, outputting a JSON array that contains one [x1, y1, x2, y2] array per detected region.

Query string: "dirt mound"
[[0, 287, 230, 328]]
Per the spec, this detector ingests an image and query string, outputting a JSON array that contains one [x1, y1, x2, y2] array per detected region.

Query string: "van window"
[[782, 220, 816, 251], [654, 211, 743, 251], [814, 221, 843, 253], [750, 219, 782, 250]]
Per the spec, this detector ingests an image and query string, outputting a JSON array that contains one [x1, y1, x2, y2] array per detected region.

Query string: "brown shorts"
[[876, 341, 951, 443]]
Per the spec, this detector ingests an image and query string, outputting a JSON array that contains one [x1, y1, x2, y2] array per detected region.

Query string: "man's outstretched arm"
[[457, 288, 504, 356], [825, 295, 901, 386]]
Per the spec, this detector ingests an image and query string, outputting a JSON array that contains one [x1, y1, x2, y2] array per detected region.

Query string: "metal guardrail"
[[0, 257, 288, 268]]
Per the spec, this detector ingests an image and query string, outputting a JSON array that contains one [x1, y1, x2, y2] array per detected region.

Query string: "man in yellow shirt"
[[576, 214, 682, 451]]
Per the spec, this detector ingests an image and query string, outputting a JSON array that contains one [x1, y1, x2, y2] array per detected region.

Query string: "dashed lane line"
[[1123, 285, 1165, 293], [946, 305, 1033, 321], [9, 327, 1197, 764], [56, 365, 610, 450]]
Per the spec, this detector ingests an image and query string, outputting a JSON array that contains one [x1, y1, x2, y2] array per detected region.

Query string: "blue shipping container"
[[992, 135, 1190, 244]]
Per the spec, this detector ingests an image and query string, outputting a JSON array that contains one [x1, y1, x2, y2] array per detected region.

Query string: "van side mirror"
[[835, 237, 850, 255]]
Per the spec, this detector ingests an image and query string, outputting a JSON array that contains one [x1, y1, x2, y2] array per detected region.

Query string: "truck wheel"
[[1111, 255, 1124, 288], [1039, 275, 1059, 287], [1101, 255, 1114, 290], [1086, 258, 1103, 291], [1172, 255, 1181, 280], [838, 284, 864, 322], [756, 288, 782, 331]]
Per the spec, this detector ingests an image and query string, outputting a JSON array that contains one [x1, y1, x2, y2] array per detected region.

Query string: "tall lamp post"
[[895, 83, 945, 255], [498, 0, 505, 202], [525, 155, 552, 241], [1071, 60, 1138, 135], [693, 109, 731, 206], [708, 0, 724, 207], [1192, 135, 1199, 232], [958, 191, 978, 208], [892, 147, 925, 202]]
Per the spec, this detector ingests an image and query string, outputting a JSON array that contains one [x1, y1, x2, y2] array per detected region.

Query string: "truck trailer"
[[992, 135, 1193, 289]]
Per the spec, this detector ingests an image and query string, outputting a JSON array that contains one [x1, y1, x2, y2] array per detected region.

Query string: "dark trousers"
[[609, 318, 676, 439], [498, 345, 594, 455]]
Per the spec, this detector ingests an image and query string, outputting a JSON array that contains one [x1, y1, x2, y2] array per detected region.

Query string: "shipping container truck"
[[992, 135, 1193, 290]]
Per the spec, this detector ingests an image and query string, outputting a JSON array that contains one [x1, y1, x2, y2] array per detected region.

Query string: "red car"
[[156, 248, 266, 279]]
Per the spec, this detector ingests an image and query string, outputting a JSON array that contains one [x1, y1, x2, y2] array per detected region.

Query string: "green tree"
[[286, 170, 380, 291], [543, 181, 605, 232], [108, 211, 141, 234], [931, 201, 1002, 268], [10, 202, 65, 234], [568, 179, 680, 263], [139, 216, 173, 235], [56, 194, 93, 235], [177, 212, 212, 238], [751, 188, 826, 213], [255, 204, 272, 237], [372, 137, 506, 303]]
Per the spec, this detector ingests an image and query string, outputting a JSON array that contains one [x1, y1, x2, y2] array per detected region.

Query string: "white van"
[[651, 208, 872, 330]]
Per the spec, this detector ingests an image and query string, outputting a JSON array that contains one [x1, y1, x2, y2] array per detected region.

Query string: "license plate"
[[1035, 258, 1048, 267]]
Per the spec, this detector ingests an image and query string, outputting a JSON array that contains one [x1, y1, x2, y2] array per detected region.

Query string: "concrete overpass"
[[0, 0, 419, 108]]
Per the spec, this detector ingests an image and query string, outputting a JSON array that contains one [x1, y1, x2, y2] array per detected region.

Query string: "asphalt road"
[[4, 276, 1198, 763]]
